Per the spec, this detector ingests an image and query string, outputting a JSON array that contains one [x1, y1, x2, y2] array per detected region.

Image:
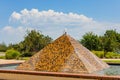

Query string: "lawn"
[[102, 59, 120, 63], [20, 57, 30, 60]]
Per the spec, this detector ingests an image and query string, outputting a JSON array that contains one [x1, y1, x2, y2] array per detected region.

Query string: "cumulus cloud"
[[10, 12, 21, 20], [9, 9, 94, 28], [8, 9, 98, 39], [1, 9, 120, 44]]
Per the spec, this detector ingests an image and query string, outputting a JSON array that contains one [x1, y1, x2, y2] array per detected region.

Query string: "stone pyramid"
[[17, 34, 109, 73]]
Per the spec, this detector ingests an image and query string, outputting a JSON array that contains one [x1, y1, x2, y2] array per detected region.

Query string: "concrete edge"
[[0, 70, 120, 79]]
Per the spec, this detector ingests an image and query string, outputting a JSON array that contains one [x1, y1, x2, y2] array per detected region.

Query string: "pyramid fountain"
[[17, 33, 109, 73]]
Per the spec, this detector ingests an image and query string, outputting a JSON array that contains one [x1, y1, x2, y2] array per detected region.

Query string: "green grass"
[[0, 56, 5, 59], [19, 57, 30, 60], [103, 59, 120, 63]]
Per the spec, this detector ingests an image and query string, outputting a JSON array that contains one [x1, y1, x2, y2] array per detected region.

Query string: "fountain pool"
[[0, 63, 20, 70], [95, 65, 120, 75], [0, 64, 120, 76]]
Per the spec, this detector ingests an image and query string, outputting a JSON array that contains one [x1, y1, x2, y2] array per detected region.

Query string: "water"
[[0, 64, 120, 76], [0, 64, 19, 70], [95, 65, 120, 76]]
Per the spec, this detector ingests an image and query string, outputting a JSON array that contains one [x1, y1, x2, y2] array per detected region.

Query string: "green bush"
[[92, 51, 104, 58], [92, 51, 120, 58], [0, 56, 5, 59], [106, 52, 120, 58], [21, 52, 33, 57], [5, 49, 20, 59]]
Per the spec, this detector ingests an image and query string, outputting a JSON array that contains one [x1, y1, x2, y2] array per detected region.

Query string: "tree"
[[80, 32, 102, 51], [115, 32, 120, 53], [17, 30, 52, 56], [0, 42, 7, 52], [103, 30, 120, 57]]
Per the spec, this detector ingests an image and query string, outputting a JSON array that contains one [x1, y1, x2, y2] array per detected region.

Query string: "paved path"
[[102, 59, 120, 60], [0, 52, 5, 56], [0, 59, 25, 65], [0, 73, 93, 80]]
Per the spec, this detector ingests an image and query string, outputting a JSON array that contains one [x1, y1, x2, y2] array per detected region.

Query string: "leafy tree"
[[8, 43, 19, 50], [0, 42, 7, 52], [79, 29, 120, 58], [14, 30, 53, 57], [104, 30, 119, 52], [115, 32, 120, 53], [80, 32, 102, 50]]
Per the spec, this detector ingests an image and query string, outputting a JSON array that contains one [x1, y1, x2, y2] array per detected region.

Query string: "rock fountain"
[[17, 33, 109, 73]]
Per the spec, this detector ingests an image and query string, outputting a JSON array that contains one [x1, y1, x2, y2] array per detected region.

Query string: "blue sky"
[[0, 0, 120, 45]]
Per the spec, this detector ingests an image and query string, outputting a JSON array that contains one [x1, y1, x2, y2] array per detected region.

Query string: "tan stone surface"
[[0, 73, 96, 80], [17, 34, 109, 73], [0, 59, 24, 65]]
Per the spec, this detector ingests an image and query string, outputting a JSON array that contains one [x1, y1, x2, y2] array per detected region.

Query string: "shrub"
[[106, 52, 120, 59], [92, 51, 120, 58], [92, 51, 104, 58], [0, 56, 5, 59], [21, 52, 33, 57], [5, 49, 20, 59]]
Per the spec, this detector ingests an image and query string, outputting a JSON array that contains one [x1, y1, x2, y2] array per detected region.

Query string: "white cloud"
[[9, 9, 94, 28], [10, 12, 21, 20], [8, 9, 97, 39], [1, 9, 120, 44]]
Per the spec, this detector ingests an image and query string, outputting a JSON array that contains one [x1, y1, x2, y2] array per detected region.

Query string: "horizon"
[[0, 0, 120, 45]]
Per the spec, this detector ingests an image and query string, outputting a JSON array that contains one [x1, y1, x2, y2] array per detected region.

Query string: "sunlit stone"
[[17, 34, 109, 73]]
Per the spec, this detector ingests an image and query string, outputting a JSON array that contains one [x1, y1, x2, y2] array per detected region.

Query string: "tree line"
[[0, 30, 52, 57], [0, 29, 120, 57], [80, 30, 120, 57]]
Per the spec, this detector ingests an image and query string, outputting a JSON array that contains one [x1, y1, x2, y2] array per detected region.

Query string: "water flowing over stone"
[[17, 34, 109, 73]]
